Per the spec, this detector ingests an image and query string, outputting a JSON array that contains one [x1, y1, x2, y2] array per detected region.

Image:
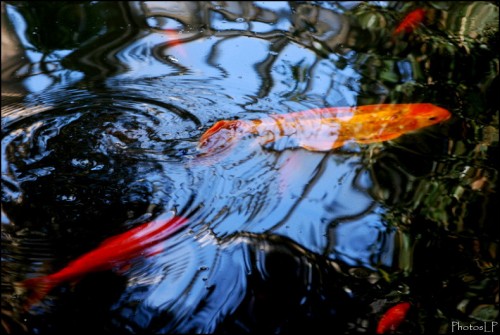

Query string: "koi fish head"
[[381, 104, 451, 138], [350, 103, 451, 144], [197, 120, 247, 156], [405, 103, 451, 128]]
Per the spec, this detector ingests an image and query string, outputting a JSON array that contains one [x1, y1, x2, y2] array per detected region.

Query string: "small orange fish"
[[19, 213, 187, 309], [163, 29, 187, 57], [393, 8, 426, 35], [197, 103, 451, 156], [376, 302, 411, 334]]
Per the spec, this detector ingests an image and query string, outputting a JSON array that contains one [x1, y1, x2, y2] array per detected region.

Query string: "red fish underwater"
[[376, 302, 411, 334], [393, 8, 426, 35], [19, 213, 187, 309], [197, 103, 451, 156]]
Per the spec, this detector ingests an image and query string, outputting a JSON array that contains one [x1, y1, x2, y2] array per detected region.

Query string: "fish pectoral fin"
[[262, 136, 300, 151], [262, 135, 343, 152], [300, 140, 342, 152], [297, 136, 344, 152]]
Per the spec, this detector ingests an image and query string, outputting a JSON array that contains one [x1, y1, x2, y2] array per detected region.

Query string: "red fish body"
[[19, 213, 187, 309], [393, 8, 426, 35], [376, 302, 411, 334], [197, 103, 451, 156]]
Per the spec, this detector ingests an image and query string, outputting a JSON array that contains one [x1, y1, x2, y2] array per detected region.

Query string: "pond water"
[[1, 1, 498, 334]]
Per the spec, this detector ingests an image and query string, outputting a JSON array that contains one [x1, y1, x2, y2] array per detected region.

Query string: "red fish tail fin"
[[18, 276, 56, 310]]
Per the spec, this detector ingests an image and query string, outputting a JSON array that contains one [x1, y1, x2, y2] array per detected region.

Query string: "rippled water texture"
[[2, 2, 498, 334]]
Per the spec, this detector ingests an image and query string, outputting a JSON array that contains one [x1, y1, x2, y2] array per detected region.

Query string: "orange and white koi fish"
[[376, 302, 411, 334], [393, 8, 426, 35], [19, 213, 187, 309], [197, 103, 451, 156]]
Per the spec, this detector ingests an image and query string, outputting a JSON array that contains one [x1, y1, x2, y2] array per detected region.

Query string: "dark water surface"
[[1, 1, 498, 334]]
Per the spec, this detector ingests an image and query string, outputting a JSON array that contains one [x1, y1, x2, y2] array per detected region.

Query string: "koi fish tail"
[[197, 120, 248, 156], [19, 276, 56, 309]]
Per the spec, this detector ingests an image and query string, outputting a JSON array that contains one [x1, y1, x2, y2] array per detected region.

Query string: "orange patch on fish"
[[197, 103, 451, 156], [376, 302, 411, 334], [18, 213, 187, 309]]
